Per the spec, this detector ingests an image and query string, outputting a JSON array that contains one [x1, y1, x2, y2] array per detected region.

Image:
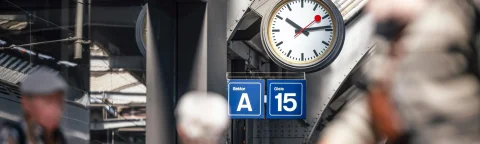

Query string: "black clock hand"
[[286, 18, 310, 36], [295, 26, 332, 33]]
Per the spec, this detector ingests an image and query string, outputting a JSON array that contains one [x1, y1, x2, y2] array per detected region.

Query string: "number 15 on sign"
[[274, 93, 297, 112], [267, 79, 306, 119]]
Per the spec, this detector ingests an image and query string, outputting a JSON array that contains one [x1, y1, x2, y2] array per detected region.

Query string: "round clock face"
[[261, 0, 345, 72]]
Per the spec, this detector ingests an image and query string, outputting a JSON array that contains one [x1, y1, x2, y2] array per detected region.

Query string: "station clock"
[[261, 0, 345, 72], [135, 4, 148, 56]]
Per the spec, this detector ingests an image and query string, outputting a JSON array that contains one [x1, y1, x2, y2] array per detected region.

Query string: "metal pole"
[[112, 131, 115, 144], [145, 6, 175, 144], [0, 37, 78, 50], [206, 0, 227, 102], [103, 99, 109, 144], [206, 0, 227, 143], [74, 0, 84, 59], [88, 0, 91, 39]]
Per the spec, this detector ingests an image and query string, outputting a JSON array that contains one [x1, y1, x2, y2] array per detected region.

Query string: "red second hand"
[[294, 15, 322, 38]]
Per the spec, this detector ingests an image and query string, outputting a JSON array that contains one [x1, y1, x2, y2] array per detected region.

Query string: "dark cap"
[[20, 70, 68, 95]]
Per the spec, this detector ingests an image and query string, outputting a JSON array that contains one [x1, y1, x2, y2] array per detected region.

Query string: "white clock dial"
[[262, 0, 345, 72]]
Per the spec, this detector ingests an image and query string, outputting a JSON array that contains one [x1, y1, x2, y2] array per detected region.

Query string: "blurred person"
[[319, 0, 431, 143], [175, 91, 229, 144], [367, 0, 480, 143], [320, 96, 380, 144], [320, 0, 480, 144], [0, 70, 68, 144]]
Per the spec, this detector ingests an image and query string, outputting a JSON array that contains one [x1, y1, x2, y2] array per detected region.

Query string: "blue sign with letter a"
[[227, 79, 264, 119], [266, 79, 306, 119]]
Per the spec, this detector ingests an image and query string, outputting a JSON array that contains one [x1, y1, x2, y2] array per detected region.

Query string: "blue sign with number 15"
[[266, 79, 306, 119]]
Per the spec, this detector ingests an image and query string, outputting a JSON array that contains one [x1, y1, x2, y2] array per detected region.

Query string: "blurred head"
[[20, 70, 67, 131], [367, 0, 432, 23], [175, 91, 229, 144], [367, 0, 434, 54], [21, 91, 64, 130]]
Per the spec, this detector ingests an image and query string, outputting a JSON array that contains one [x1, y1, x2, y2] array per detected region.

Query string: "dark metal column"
[[231, 59, 246, 72], [60, 0, 70, 81], [231, 59, 246, 144], [207, 0, 227, 143], [176, 2, 207, 95], [145, 1, 177, 143], [206, 0, 227, 94]]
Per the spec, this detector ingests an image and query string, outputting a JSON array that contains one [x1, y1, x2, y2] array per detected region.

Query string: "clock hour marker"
[[287, 50, 292, 57], [276, 41, 283, 46], [313, 4, 318, 11], [276, 15, 283, 20], [325, 29, 333, 31], [287, 4, 292, 11], [301, 53, 304, 61], [313, 50, 319, 57], [322, 41, 329, 46], [301, 0, 304, 8], [323, 14, 330, 19], [272, 29, 280, 32]]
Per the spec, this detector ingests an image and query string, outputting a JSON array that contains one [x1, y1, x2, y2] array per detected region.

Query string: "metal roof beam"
[[304, 14, 374, 143], [89, 103, 146, 107], [229, 41, 269, 72], [90, 119, 146, 130], [91, 56, 145, 71], [109, 56, 145, 71]]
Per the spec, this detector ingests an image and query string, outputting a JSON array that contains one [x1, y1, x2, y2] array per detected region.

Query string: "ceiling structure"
[[1, 0, 148, 143]]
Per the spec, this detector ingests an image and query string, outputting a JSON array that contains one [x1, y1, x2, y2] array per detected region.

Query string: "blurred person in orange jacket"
[[368, 0, 480, 143], [320, 0, 480, 144], [320, 0, 431, 143]]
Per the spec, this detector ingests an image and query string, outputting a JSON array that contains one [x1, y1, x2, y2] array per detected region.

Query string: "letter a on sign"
[[237, 93, 252, 111], [227, 79, 264, 119]]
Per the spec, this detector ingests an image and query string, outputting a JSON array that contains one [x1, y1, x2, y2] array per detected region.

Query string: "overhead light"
[[0, 18, 27, 31], [0, 19, 9, 25], [10, 46, 77, 67], [8, 21, 27, 30], [11, 46, 55, 60], [38, 53, 55, 60], [12, 46, 36, 55], [58, 61, 78, 67], [0, 39, 6, 46]]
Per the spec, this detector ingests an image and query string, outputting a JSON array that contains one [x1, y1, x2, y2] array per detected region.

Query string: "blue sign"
[[266, 79, 306, 119], [227, 79, 264, 119]]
